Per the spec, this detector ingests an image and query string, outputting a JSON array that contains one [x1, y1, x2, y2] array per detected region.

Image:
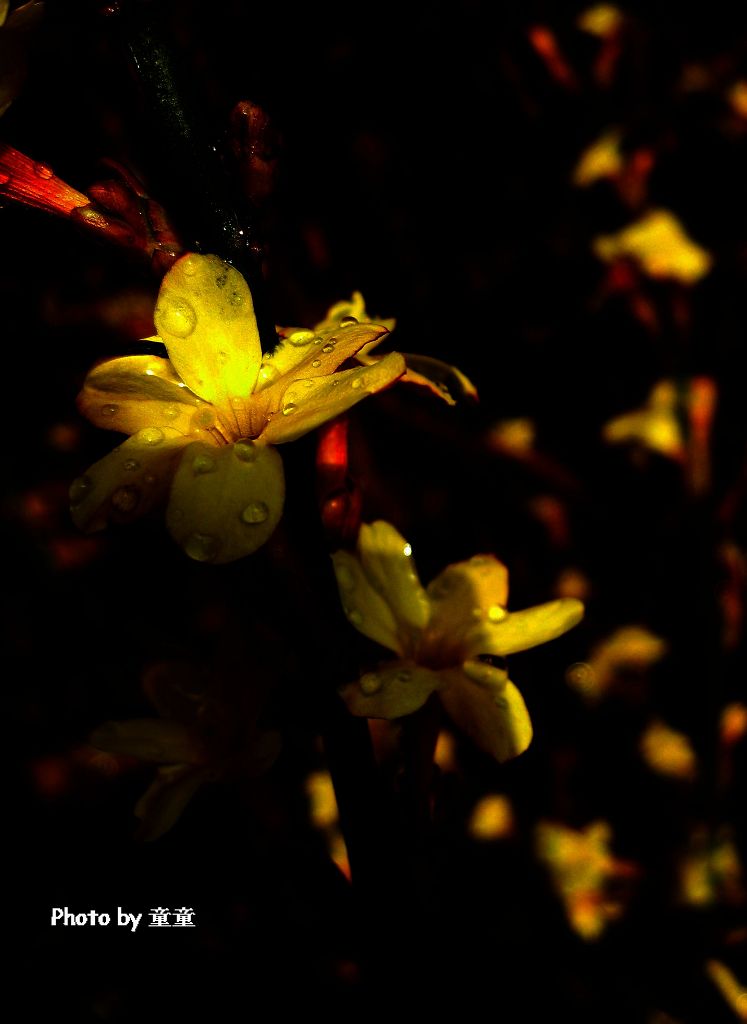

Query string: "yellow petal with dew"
[[421, 555, 510, 664], [166, 438, 285, 564], [70, 426, 192, 533], [77, 354, 217, 436], [153, 253, 261, 424], [331, 549, 401, 653], [135, 764, 211, 842], [314, 291, 370, 332], [89, 719, 203, 764], [339, 660, 442, 719], [357, 520, 430, 637], [260, 351, 405, 444], [464, 597, 585, 659], [439, 663, 533, 762], [399, 353, 479, 405]]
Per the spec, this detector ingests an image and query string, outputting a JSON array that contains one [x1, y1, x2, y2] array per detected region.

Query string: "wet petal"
[[398, 353, 479, 405], [439, 663, 533, 762], [76, 354, 216, 436], [260, 351, 405, 444], [69, 426, 191, 533], [465, 598, 585, 658], [331, 549, 401, 653], [339, 660, 442, 719], [135, 764, 211, 841], [421, 555, 510, 663], [89, 719, 203, 764], [153, 253, 261, 419], [357, 521, 430, 637], [166, 439, 285, 564]]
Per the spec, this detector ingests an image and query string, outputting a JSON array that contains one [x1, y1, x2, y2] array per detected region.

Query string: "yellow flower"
[[572, 128, 624, 187], [90, 659, 280, 840], [332, 521, 584, 762], [71, 253, 405, 563], [593, 209, 712, 284]]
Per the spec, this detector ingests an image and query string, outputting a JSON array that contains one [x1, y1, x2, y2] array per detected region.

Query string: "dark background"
[[3, 1, 746, 1020]]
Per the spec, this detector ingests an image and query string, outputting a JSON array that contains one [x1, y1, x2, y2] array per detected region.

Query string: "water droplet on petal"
[[288, 329, 315, 347], [111, 485, 139, 513], [240, 501, 269, 524], [69, 475, 93, 506], [191, 407, 216, 429], [300, 379, 315, 389], [182, 255, 199, 276], [101, 404, 118, 417], [403, 543, 412, 557], [351, 378, 363, 390], [192, 454, 216, 475], [487, 605, 506, 623], [282, 402, 297, 416], [162, 404, 180, 420], [321, 343, 335, 354], [340, 316, 359, 326], [234, 440, 258, 462], [257, 364, 280, 385], [346, 607, 363, 626], [336, 565, 355, 590], [360, 673, 382, 695], [139, 427, 164, 446], [185, 533, 219, 562], [34, 162, 54, 180], [312, 359, 321, 368], [122, 458, 139, 471], [157, 296, 197, 338]]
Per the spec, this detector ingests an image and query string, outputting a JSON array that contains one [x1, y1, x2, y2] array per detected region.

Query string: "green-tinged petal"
[[166, 438, 284, 564], [331, 549, 401, 653], [135, 764, 211, 841], [399, 353, 479, 405], [421, 555, 510, 665], [260, 351, 405, 444], [76, 354, 217, 436], [339, 660, 442, 719], [153, 253, 261, 424], [69, 426, 192, 533], [464, 598, 585, 659], [89, 718, 204, 764], [356, 521, 429, 641], [439, 664, 533, 762], [0, 2, 9, 27]]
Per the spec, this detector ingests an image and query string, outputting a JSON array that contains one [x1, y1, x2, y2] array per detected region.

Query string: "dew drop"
[[340, 315, 359, 326], [69, 475, 93, 506], [122, 458, 140, 471], [162, 404, 180, 420], [139, 427, 164, 446], [111, 486, 139, 513], [34, 162, 54, 180], [311, 359, 322, 368], [234, 440, 258, 462], [240, 501, 269, 525], [321, 343, 335, 354], [157, 296, 197, 338], [181, 255, 199, 276], [346, 607, 363, 626], [191, 407, 216, 429], [100, 403, 118, 417], [192, 454, 216, 475], [257, 364, 280, 385], [403, 543, 412, 557], [288, 329, 315, 347], [185, 533, 219, 562], [351, 378, 363, 390], [282, 402, 297, 416], [487, 605, 506, 623], [360, 673, 382, 696], [300, 378, 315, 389]]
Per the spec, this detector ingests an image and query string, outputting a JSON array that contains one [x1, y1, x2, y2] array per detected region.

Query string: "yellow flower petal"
[[572, 128, 624, 187], [422, 555, 510, 664], [593, 209, 712, 284], [69, 426, 191, 533], [90, 719, 203, 764], [77, 354, 216, 436], [331, 549, 401, 652], [357, 521, 430, 637], [339, 660, 442, 719], [165, 438, 285, 564], [313, 292, 396, 337], [260, 351, 405, 444], [0, 2, 9, 27], [439, 663, 533, 762], [398, 353, 479, 405], [465, 598, 585, 659], [153, 253, 262, 421], [135, 764, 210, 841]]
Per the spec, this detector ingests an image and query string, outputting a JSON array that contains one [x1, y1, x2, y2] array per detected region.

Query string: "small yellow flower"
[[332, 521, 584, 762], [90, 659, 280, 840], [593, 209, 712, 284], [71, 253, 405, 563], [576, 4, 624, 38], [572, 128, 624, 187]]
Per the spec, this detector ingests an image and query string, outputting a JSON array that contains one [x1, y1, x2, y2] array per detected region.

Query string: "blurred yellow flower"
[[593, 209, 712, 283], [332, 521, 584, 762], [71, 253, 404, 563], [535, 820, 635, 940], [565, 624, 667, 701], [468, 794, 515, 841], [577, 4, 624, 38], [90, 659, 280, 841], [572, 128, 624, 186], [639, 719, 698, 781]]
